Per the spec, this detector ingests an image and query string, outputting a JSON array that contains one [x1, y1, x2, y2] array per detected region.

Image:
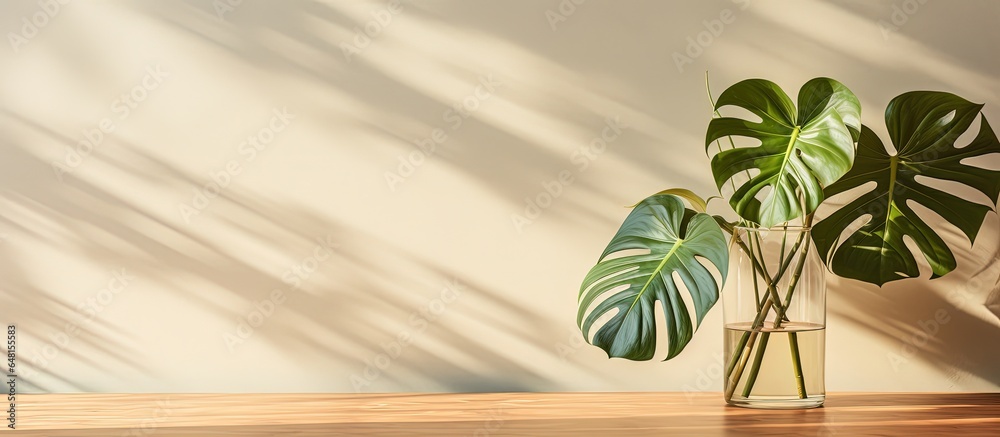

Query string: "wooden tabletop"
[[10, 393, 1000, 436]]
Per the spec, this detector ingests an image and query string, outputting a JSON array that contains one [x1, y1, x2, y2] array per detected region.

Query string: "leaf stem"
[[748, 236, 762, 312], [789, 332, 807, 399], [724, 216, 813, 402], [725, 297, 773, 401], [731, 235, 794, 323], [706, 71, 752, 190], [741, 332, 770, 398], [779, 224, 788, 273], [774, 216, 814, 328]]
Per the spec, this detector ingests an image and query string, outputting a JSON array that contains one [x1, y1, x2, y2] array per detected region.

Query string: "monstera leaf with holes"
[[706, 78, 862, 227], [812, 92, 1000, 286], [577, 194, 728, 361]]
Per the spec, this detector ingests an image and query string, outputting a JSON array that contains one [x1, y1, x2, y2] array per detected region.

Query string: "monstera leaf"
[[812, 92, 1000, 286], [706, 78, 862, 227], [577, 194, 729, 361]]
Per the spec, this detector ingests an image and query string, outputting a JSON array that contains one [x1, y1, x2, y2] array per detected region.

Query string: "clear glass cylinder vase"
[[722, 226, 826, 409]]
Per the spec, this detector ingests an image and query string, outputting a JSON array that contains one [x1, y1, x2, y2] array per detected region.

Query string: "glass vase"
[[722, 225, 826, 409]]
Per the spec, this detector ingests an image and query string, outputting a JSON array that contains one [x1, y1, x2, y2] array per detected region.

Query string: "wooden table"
[[10, 393, 1000, 436]]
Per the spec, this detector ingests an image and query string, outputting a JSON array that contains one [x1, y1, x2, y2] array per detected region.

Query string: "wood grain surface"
[[9, 392, 1000, 436]]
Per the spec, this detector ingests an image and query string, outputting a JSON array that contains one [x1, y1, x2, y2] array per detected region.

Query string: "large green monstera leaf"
[[706, 78, 862, 227], [577, 194, 728, 361], [812, 92, 1000, 286]]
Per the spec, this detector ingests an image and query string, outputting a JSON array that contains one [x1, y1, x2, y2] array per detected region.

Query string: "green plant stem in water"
[[758, 216, 814, 398], [768, 220, 814, 400], [741, 331, 770, 397], [788, 332, 807, 399], [724, 238, 788, 378], [723, 236, 792, 379], [724, 297, 773, 400], [724, 216, 813, 402]]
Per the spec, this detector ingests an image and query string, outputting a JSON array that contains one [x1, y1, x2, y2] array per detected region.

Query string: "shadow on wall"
[[820, 0, 1000, 384], [131, 0, 729, 226], [826, 0, 1000, 87], [829, 243, 1000, 387], [0, 0, 617, 392], [1, 111, 586, 391], [0, 0, 641, 392], [1, 0, 999, 392]]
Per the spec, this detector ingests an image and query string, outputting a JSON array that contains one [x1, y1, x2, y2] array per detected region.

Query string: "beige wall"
[[2, 0, 999, 393]]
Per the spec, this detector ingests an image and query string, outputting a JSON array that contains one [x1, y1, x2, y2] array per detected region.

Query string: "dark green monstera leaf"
[[577, 194, 729, 361], [812, 92, 1000, 286], [706, 78, 862, 227]]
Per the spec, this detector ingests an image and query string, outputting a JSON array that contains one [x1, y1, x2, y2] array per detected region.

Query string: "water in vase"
[[724, 321, 825, 409]]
